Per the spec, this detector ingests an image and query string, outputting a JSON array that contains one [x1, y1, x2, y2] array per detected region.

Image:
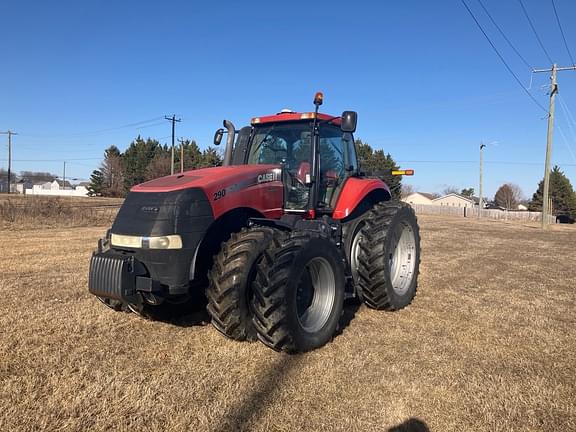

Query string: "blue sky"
[[1, 0, 576, 198]]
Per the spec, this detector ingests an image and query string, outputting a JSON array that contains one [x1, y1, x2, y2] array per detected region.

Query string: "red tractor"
[[89, 93, 421, 353]]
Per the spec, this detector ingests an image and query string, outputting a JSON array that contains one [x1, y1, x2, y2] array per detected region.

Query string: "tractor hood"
[[116, 164, 285, 235], [131, 164, 280, 193]]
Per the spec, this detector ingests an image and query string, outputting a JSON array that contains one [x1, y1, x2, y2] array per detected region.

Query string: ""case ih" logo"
[[141, 206, 160, 213], [257, 171, 279, 184]]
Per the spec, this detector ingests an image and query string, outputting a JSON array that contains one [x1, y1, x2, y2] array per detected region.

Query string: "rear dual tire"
[[357, 201, 420, 310]]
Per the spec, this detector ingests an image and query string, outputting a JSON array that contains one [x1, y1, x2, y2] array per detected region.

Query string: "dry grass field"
[[0, 215, 574, 431], [0, 195, 121, 229]]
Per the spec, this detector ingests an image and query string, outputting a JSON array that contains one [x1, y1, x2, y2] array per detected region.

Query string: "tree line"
[[88, 136, 222, 197], [433, 165, 576, 218], [85, 134, 576, 219], [489, 167, 576, 218], [88, 137, 406, 199]]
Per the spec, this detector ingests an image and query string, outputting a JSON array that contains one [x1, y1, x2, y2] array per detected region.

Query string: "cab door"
[[317, 125, 358, 210]]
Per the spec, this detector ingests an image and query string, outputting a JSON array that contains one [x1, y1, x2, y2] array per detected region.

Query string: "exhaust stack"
[[223, 120, 235, 166]]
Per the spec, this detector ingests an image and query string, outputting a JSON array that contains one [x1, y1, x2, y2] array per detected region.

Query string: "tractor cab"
[[216, 92, 359, 215]]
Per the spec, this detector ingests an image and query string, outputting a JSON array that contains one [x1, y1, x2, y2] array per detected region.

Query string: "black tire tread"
[[357, 201, 420, 310], [207, 226, 277, 341], [251, 230, 342, 353]]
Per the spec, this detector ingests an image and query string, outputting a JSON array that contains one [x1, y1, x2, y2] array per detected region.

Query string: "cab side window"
[[343, 132, 358, 174], [318, 126, 352, 209]]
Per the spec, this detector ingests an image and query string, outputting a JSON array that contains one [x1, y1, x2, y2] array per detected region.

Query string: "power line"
[[517, 0, 554, 64], [532, 64, 576, 228], [460, 0, 548, 113], [396, 159, 576, 166], [556, 95, 576, 160], [20, 116, 165, 139], [558, 94, 576, 130], [476, 0, 533, 70], [551, 0, 575, 66], [556, 125, 576, 163], [0, 157, 102, 162]]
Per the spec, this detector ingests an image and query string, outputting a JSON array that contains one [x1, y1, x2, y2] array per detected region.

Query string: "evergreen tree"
[[354, 139, 402, 199], [122, 136, 161, 190], [529, 166, 576, 217], [461, 188, 474, 197], [355, 139, 374, 172], [87, 170, 104, 196], [200, 147, 223, 167], [180, 140, 202, 170]]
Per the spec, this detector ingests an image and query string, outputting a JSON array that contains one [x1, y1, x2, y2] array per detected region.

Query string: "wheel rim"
[[296, 257, 336, 333], [388, 221, 417, 295], [350, 226, 363, 284]]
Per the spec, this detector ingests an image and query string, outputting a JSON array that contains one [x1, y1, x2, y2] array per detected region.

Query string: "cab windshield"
[[247, 122, 312, 210], [246, 121, 354, 211], [247, 122, 312, 166]]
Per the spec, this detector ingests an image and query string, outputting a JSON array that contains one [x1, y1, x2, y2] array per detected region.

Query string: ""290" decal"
[[213, 189, 226, 201]]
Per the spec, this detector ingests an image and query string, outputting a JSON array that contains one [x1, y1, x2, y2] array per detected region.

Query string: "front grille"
[[88, 253, 136, 300]]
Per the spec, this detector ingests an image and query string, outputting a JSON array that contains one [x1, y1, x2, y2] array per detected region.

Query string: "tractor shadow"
[[213, 353, 303, 432], [140, 289, 211, 327], [388, 418, 430, 432], [335, 298, 362, 337]]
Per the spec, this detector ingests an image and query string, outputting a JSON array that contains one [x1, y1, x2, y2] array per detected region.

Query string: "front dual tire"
[[207, 201, 420, 352], [251, 231, 345, 353]]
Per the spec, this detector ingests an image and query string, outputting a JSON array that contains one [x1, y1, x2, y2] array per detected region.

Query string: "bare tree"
[[101, 146, 124, 197], [400, 183, 414, 199], [442, 185, 459, 195], [145, 153, 171, 180], [494, 183, 523, 209]]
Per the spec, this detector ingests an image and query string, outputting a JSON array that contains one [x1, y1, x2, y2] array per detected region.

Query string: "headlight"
[[110, 234, 183, 249]]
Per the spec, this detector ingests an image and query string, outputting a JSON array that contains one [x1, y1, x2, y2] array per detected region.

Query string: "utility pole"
[[479, 142, 486, 218], [63, 161, 66, 190], [165, 115, 182, 175], [177, 137, 186, 173], [533, 64, 576, 228], [0, 131, 17, 194]]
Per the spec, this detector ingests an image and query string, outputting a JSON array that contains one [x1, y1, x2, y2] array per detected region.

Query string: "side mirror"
[[341, 111, 357, 133], [213, 128, 224, 145]]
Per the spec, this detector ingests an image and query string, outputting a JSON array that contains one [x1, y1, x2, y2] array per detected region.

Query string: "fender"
[[332, 177, 391, 219]]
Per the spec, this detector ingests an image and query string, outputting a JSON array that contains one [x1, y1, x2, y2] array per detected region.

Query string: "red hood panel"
[[131, 164, 280, 193]]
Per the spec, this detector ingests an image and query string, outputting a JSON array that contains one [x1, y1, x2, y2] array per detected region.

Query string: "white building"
[[402, 192, 435, 205], [25, 180, 89, 197], [432, 193, 476, 208]]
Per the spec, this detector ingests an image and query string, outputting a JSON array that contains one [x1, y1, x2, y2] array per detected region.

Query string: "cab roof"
[[251, 112, 341, 126]]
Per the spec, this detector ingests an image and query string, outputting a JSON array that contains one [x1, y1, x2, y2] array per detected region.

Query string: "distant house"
[[54, 180, 73, 190], [25, 180, 88, 197], [432, 193, 476, 208], [16, 179, 33, 194], [402, 192, 435, 205]]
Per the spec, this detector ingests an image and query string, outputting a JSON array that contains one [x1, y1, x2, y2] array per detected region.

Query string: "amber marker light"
[[313, 92, 323, 106], [391, 169, 415, 176]]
